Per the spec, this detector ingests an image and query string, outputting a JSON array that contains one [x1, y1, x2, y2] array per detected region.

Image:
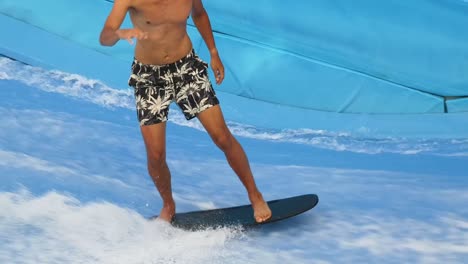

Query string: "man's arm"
[[99, 0, 147, 46], [192, 0, 224, 84]]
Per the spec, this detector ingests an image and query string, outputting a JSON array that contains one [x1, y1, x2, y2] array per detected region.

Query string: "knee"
[[212, 130, 233, 151], [147, 150, 166, 170]]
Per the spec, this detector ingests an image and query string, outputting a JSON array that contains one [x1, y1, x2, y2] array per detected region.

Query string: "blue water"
[[1, 57, 468, 263]]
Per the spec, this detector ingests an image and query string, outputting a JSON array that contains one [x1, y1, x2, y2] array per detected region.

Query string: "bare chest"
[[130, 0, 193, 26]]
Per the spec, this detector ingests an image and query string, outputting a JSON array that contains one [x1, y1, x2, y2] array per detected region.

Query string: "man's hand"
[[116, 28, 148, 45], [210, 51, 225, 85]]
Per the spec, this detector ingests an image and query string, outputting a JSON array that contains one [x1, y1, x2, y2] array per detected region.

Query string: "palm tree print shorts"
[[128, 49, 220, 126]]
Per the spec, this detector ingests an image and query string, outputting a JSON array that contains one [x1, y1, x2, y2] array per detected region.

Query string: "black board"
[[161, 194, 319, 231]]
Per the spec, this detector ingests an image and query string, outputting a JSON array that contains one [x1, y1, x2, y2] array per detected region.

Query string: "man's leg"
[[197, 105, 272, 222], [140, 122, 175, 222]]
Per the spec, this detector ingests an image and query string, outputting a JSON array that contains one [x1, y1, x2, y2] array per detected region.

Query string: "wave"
[[1, 56, 467, 156]]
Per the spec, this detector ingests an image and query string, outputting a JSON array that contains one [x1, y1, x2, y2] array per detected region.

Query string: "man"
[[99, 0, 272, 223]]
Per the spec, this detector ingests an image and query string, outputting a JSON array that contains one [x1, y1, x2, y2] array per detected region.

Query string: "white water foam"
[[1, 56, 467, 156], [0, 190, 246, 264], [0, 57, 134, 109], [1, 190, 468, 264]]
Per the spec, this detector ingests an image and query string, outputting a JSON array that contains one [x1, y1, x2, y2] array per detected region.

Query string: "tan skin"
[[99, 0, 271, 223]]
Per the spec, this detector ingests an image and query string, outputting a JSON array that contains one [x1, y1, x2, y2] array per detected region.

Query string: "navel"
[[146, 20, 151, 25]]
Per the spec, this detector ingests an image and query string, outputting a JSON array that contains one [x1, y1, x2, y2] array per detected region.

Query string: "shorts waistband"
[[132, 49, 196, 71]]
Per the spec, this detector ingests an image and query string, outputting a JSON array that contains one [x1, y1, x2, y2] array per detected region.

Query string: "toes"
[[255, 215, 262, 223], [255, 214, 270, 223]]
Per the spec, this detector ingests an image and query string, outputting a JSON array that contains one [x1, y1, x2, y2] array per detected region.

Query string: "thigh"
[[129, 62, 175, 126], [140, 122, 167, 159], [134, 84, 174, 126], [174, 56, 219, 120]]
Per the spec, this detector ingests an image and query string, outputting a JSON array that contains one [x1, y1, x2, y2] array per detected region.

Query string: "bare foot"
[[158, 203, 175, 223], [249, 192, 272, 223]]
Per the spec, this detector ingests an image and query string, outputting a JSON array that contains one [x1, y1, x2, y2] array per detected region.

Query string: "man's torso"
[[129, 0, 194, 65]]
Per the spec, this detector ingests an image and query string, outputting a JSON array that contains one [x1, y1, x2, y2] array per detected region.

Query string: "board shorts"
[[128, 49, 219, 126]]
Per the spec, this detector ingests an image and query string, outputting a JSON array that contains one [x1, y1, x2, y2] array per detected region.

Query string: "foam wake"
[[0, 190, 245, 264], [1, 190, 468, 264]]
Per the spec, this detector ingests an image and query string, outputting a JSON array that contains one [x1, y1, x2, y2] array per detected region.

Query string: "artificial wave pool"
[[1, 0, 468, 263]]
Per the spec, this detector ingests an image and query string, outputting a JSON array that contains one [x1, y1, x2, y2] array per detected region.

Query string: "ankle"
[[162, 199, 175, 208], [248, 189, 263, 200]]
